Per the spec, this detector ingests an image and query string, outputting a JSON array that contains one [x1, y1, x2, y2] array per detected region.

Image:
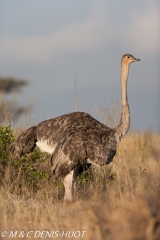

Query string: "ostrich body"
[[11, 54, 140, 202]]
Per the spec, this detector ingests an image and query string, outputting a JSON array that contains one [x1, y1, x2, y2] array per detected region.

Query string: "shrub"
[[0, 125, 14, 164]]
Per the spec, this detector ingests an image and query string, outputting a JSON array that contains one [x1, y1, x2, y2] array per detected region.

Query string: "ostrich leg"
[[63, 170, 74, 203]]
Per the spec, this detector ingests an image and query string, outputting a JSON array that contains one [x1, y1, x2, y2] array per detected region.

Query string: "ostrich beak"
[[134, 57, 140, 61]]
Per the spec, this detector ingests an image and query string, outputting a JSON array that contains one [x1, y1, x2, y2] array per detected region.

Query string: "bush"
[[0, 125, 14, 164], [0, 125, 52, 194]]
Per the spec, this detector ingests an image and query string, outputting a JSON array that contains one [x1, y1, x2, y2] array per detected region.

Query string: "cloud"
[[127, 6, 160, 54], [0, 1, 159, 66], [0, 1, 111, 65]]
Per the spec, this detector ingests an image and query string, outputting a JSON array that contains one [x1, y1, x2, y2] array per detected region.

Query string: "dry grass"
[[0, 129, 160, 240]]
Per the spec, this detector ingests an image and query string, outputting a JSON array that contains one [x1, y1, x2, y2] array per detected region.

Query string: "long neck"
[[115, 62, 130, 143], [121, 63, 129, 106]]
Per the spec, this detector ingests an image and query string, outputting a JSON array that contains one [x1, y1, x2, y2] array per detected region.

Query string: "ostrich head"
[[122, 54, 140, 65]]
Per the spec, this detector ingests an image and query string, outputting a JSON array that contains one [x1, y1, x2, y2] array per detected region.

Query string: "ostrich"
[[11, 54, 140, 203]]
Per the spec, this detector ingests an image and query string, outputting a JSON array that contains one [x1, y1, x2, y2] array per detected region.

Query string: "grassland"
[[0, 123, 160, 240]]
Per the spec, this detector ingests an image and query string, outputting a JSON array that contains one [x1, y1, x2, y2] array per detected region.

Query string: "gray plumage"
[[11, 112, 117, 175], [11, 54, 140, 202]]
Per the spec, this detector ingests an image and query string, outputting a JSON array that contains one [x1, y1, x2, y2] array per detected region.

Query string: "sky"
[[0, 0, 160, 132]]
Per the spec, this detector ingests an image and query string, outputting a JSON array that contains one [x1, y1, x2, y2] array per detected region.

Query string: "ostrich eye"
[[127, 56, 130, 59]]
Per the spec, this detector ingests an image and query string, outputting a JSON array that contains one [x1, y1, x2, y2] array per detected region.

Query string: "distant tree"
[[0, 77, 27, 93], [0, 76, 30, 123]]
